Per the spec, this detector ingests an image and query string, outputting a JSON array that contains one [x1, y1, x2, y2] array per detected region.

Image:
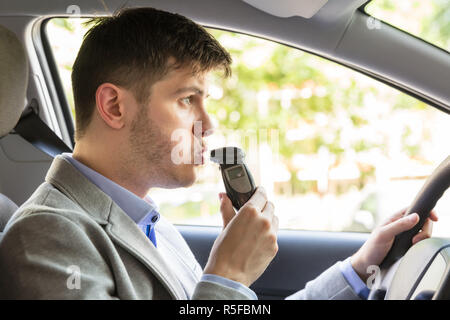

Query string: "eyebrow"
[[173, 86, 210, 98]]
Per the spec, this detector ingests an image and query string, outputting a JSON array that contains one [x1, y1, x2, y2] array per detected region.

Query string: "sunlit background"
[[46, 0, 450, 235], [366, 0, 449, 52]]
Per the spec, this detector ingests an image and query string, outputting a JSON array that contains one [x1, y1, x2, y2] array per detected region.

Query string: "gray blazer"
[[0, 156, 360, 300]]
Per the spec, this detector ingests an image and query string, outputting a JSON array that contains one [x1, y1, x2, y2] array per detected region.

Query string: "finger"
[[272, 214, 279, 231], [219, 193, 235, 228], [379, 213, 419, 241], [245, 186, 267, 212], [261, 201, 275, 223], [412, 218, 433, 244], [380, 208, 408, 227], [421, 218, 434, 236], [261, 201, 279, 233], [429, 210, 438, 222]]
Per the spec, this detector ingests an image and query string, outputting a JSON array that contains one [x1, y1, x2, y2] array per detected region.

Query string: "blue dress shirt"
[[339, 257, 370, 299]]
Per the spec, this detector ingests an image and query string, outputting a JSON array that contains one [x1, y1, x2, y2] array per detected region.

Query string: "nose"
[[197, 107, 215, 138]]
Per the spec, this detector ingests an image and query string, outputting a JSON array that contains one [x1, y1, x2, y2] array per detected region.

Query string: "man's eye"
[[181, 96, 193, 105]]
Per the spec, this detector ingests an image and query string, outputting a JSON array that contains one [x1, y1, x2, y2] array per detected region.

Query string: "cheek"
[[150, 102, 195, 132], [147, 102, 198, 162]]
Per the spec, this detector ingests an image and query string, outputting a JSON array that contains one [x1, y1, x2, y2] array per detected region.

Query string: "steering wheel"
[[368, 155, 450, 300]]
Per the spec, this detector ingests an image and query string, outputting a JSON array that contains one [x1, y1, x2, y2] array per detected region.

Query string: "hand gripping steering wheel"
[[368, 155, 450, 300]]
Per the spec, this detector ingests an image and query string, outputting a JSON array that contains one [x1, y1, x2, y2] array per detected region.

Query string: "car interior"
[[0, 0, 449, 300]]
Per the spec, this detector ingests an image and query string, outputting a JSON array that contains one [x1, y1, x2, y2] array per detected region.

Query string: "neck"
[[72, 138, 152, 199]]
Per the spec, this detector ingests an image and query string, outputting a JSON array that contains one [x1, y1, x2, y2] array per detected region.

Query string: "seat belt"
[[12, 99, 72, 157]]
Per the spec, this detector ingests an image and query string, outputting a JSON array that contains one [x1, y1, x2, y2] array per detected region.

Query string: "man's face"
[[125, 64, 214, 189]]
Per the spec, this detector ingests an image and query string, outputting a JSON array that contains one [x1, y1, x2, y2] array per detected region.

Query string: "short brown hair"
[[71, 7, 232, 141]]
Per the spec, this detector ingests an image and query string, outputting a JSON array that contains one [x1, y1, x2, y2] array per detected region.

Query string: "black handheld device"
[[210, 147, 257, 210]]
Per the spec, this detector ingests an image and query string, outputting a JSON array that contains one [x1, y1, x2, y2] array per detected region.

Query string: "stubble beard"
[[127, 106, 194, 189]]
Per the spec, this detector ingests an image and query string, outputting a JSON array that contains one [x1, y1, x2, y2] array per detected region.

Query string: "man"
[[0, 7, 437, 299]]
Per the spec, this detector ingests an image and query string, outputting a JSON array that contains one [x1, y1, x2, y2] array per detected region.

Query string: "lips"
[[194, 141, 207, 165], [194, 152, 204, 165]]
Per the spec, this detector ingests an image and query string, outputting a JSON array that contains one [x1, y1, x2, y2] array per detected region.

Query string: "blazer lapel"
[[45, 156, 187, 300], [106, 203, 187, 299]]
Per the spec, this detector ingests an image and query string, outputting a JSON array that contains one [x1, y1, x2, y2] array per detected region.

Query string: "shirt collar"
[[61, 153, 159, 226]]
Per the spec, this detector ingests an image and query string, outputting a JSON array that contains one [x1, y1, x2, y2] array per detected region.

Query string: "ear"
[[95, 83, 126, 130]]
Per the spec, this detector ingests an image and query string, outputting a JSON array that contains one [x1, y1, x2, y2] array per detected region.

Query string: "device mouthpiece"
[[210, 147, 245, 165]]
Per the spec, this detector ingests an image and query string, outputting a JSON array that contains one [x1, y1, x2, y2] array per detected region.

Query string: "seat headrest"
[[0, 24, 29, 138]]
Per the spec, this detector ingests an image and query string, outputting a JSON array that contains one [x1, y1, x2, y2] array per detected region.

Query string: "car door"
[[178, 225, 368, 299]]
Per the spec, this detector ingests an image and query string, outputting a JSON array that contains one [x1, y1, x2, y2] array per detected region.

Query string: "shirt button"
[[151, 215, 158, 223]]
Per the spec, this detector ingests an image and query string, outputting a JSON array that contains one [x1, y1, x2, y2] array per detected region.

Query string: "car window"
[[45, 18, 450, 235], [365, 0, 450, 52]]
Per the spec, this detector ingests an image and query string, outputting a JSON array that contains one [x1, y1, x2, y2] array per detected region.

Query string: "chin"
[[181, 167, 197, 187], [165, 164, 197, 189]]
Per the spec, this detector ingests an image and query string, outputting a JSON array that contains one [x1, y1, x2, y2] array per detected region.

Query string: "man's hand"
[[203, 187, 279, 287], [351, 208, 438, 282]]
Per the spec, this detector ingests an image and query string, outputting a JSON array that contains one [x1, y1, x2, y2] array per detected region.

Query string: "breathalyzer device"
[[210, 147, 256, 210]]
